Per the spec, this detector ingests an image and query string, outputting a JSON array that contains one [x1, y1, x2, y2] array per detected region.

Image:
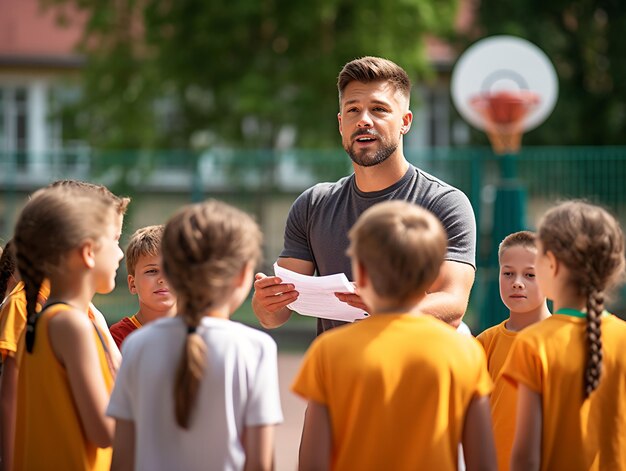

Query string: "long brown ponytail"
[[162, 200, 262, 429], [538, 201, 625, 397]]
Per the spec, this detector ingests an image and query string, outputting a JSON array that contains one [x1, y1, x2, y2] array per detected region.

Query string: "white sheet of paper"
[[273, 263, 369, 322]]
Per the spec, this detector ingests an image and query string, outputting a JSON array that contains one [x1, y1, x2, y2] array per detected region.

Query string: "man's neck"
[[353, 154, 410, 192]]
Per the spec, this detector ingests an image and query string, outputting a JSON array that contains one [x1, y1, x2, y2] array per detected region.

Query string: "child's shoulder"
[[476, 320, 508, 345]]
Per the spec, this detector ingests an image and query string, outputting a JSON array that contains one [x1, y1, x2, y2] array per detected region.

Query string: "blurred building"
[[0, 0, 476, 165], [0, 0, 87, 176]]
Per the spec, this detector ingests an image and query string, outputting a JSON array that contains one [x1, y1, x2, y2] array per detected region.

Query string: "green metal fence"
[[2, 147, 626, 335]]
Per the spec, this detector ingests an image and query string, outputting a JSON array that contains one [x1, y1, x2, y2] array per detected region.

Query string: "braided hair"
[[13, 186, 119, 352], [538, 201, 625, 397], [162, 199, 262, 429]]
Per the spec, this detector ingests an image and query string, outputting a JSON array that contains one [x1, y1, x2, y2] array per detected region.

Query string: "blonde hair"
[[337, 56, 411, 103], [162, 199, 262, 429], [14, 186, 121, 352], [49, 179, 131, 216], [498, 230, 537, 260], [538, 200, 625, 397], [347, 201, 447, 304], [125, 225, 164, 275]]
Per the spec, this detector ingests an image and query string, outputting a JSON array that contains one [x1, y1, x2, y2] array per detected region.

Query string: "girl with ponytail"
[[502, 201, 626, 471], [12, 185, 125, 471], [108, 200, 282, 471]]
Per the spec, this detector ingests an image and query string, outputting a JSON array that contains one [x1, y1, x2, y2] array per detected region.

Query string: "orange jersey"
[[14, 303, 114, 471], [293, 314, 492, 471], [477, 320, 518, 471], [0, 281, 49, 359], [502, 313, 626, 470]]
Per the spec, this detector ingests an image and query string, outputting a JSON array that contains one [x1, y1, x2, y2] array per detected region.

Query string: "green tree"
[[44, 0, 458, 149], [474, 0, 626, 145]]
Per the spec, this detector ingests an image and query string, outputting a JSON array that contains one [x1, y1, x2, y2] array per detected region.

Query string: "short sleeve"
[[106, 337, 137, 420], [280, 190, 314, 262], [245, 336, 283, 426], [500, 335, 544, 394], [0, 295, 27, 357], [430, 189, 476, 269], [291, 337, 328, 405]]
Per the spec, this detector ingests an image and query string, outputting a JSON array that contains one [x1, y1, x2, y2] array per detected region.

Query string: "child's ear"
[[128, 274, 137, 294], [80, 240, 96, 269], [546, 250, 559, 277], [353, 259, 369, 289], [234, 261, 254, 288]]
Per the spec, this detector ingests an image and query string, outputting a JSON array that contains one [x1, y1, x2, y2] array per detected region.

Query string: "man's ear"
[[80, 240, 96, 269], [337, 112, 343, 136], [401, 110, 413, 135], [128, 274, 137, 294]]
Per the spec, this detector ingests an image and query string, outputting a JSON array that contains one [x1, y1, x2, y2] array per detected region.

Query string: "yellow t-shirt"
[[14, 303, 114, 471], [0, 281, 50, 359], [502, 313, 626, 471], [292, 314, 492, 471], [477, 320, 518, 471]]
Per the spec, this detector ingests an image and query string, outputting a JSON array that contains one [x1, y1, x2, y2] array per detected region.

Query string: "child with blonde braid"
[[502, 201, 626, 471], [107, 200, 283, 471], [12, 185, 125, 470]]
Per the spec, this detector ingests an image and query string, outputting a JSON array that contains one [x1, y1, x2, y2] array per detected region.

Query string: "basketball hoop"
[[451, 36, 558, 155], [470, 90, 540, 155]]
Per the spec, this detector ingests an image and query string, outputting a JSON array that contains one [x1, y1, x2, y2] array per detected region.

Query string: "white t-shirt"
[[107, 316, 283, 471]]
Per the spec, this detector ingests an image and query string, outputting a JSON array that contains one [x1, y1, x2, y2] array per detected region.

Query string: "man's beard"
[[346, 139, 398, 168]]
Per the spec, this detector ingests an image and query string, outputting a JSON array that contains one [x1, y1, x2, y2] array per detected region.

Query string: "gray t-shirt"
[[280, 165, 476, 334]]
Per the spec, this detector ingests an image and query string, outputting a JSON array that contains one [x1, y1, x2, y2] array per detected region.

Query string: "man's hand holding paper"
[[273, 263, 369, 322]]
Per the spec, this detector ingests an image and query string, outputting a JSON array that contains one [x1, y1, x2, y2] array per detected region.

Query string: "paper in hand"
[[273, 263, 369, 322]]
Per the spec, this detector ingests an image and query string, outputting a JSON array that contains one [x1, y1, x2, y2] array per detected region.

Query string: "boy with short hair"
[[109, 225, 176, 348], [293, 201, 496, 471], [477, 230, 551, 471]]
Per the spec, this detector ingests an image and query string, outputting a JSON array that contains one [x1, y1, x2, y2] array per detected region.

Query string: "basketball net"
[[469, 90, 540, 154]]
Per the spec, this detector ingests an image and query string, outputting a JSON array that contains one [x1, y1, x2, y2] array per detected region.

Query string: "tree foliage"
[[475, 0, 626, 145], [44, 0, 459, 149]]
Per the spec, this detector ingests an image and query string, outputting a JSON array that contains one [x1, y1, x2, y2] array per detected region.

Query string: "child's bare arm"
[[242, 424, 275, 471], [511, 384, 542, 471], [298, 401, 331, 471], [110, 419, 135, 471], [462, 394, 497, 471], [49, 311, 114, 448], [0, 355, 18, 471]]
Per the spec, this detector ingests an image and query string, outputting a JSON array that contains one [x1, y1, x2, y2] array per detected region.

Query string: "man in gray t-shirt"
[[252, 56, 476, 335]]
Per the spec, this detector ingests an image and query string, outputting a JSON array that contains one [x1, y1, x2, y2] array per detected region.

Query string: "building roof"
[[0, 0, 85, 68]]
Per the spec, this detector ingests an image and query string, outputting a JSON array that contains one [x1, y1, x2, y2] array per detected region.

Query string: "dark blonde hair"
[[49, 179, 131, 216], [162, 199, 262, 429], [347, 201, 447, 304], [0, 240, 16, 300], [13, 186, 121, 352], [498, 230, 537, 260], [538, 201, 625, 397], [125, 225, 164, 275], [337, 56, 411, 103]]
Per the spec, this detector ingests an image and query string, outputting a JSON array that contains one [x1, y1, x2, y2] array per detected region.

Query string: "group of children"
[[0, 180, 625, 471]]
